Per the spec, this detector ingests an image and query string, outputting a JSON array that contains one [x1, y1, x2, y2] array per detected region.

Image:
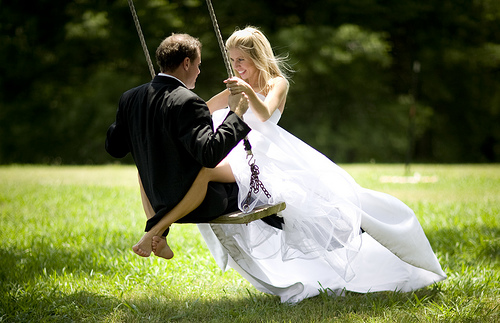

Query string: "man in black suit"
[[105, 33, 251, 259]]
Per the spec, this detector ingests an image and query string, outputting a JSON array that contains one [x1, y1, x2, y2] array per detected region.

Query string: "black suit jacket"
[[106, 75, 251, 228]]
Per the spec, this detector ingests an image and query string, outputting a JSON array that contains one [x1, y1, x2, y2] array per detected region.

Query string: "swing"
[[127, 0, 286, 224]]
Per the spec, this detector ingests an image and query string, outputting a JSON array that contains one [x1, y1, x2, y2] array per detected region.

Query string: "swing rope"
[[205, 0, 272, 212], [205, 0, 233, 78], [127, 0, 156, 79]]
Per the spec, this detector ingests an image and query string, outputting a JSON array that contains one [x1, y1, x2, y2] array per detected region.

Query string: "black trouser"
[[176, 182, 240, 224]]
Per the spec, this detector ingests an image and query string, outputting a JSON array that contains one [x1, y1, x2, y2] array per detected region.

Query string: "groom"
[[105, 33, 251, 256]]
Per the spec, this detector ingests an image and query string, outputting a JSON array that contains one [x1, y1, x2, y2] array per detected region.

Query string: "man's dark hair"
[[156, 33, 202, 73]]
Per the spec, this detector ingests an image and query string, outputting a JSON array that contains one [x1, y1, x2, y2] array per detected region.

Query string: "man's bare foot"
[[132, 233, 153, 257], [152, 236, 174, 260]]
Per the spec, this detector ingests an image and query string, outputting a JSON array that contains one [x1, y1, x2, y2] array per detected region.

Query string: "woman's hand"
[[225, 77, 253, 96], [224, 75, 289, 122]]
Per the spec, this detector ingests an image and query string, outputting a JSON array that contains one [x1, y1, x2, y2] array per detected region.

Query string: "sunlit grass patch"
[[0, 164, 498, 322]]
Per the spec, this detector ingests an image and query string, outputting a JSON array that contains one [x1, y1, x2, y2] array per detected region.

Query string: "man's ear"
[[183, 57, 190, 70]]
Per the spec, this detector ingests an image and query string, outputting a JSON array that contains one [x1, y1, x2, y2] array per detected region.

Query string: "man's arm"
[[176, 94, 251, 168], [105, 95, 132, 158], [105, 122, 130, 158]]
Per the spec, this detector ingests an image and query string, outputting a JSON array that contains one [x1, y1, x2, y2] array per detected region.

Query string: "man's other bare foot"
[[152, 236, 174, 260], [132, 234, 153, 257]]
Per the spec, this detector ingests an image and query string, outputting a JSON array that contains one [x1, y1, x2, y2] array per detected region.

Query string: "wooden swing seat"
[[210, 202, 286, 224]]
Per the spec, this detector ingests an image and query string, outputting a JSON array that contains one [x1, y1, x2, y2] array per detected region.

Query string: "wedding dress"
[[198, 95, 446, 303]]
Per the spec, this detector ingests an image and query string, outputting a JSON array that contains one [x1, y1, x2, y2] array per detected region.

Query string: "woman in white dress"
[[138, 26, 446, 303]]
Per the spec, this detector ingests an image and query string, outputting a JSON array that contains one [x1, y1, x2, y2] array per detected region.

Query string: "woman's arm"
[[206, 89, 230, 113], [226, 76, 289, 122]]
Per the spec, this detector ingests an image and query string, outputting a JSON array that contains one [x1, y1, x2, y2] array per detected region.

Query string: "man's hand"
[[228, 93, 249, 118]]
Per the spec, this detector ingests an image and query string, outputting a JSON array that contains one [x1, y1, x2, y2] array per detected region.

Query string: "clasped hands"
[[226, 77, 250, 118]]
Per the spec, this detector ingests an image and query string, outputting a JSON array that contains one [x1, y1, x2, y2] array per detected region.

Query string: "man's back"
[[106, 75, 250, 219]]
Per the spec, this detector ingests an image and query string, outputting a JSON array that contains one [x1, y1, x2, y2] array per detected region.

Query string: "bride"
[[138, 26, 446, 303]]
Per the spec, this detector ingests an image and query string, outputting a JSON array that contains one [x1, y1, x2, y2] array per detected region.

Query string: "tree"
[[0, 0, 499, 163]]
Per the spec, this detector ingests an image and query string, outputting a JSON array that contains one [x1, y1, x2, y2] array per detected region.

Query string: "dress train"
[[198, 101, 446, 303]]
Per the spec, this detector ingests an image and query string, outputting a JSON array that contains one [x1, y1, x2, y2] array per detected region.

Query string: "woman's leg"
[[133, 159, 235, 259], [138, 173, 155, 220]]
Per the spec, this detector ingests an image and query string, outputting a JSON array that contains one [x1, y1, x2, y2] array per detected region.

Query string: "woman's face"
[[229, 48, 258, 83]]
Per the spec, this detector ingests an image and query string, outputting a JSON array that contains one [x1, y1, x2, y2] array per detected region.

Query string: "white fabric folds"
[[199, 97, 446, 303]]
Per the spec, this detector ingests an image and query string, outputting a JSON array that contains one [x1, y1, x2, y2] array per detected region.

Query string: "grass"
[[0, 164, 498, 322]]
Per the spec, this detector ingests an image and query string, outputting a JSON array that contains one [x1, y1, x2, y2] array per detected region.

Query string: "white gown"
[[198, 95, 446, 303]]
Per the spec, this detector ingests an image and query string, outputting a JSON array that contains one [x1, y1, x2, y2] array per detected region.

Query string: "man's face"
[[185, 49, 201, 89]]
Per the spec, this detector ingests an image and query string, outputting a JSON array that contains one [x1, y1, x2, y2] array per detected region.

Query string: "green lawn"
[[0, 164, 498, 322]]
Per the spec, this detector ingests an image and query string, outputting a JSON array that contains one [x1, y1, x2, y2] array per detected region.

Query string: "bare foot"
[[132, 233, 153, 257], [152, 236, 174, 260]]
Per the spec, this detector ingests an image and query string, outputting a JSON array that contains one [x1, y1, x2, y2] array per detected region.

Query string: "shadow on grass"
[[0, 283, 444, 322], [0, 234, 444, 322], [143, 287, 445, 322], [0, 289, 121, 322], [3, 221, 497, 286], [0, 228, 132, 286], [1, 222, 498, 322]]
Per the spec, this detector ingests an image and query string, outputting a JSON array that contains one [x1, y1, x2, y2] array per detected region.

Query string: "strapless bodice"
[[241, 93, 282, 130]]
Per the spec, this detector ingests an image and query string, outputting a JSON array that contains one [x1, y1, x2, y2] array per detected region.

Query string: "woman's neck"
[[248, 79, 265, 95], [245, 72, 263, 93]]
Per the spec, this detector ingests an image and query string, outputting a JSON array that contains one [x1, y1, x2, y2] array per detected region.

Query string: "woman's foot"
[[152, 236, 174, 260], [132, 233, 153, 257]]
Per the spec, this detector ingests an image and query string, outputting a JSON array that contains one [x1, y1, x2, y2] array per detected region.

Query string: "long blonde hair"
[[226, 26, 290, 94]]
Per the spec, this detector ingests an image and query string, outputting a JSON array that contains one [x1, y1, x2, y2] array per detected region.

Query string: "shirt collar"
[[158, 73, 187, 88]]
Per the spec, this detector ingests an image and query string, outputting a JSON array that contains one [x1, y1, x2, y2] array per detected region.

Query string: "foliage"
[[0, 164, 498, 322], [275, 24, 407, 162], [0, 1, 499, 164]]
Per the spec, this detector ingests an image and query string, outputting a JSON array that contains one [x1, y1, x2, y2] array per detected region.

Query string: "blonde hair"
[[226, 26, 290, 94]]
